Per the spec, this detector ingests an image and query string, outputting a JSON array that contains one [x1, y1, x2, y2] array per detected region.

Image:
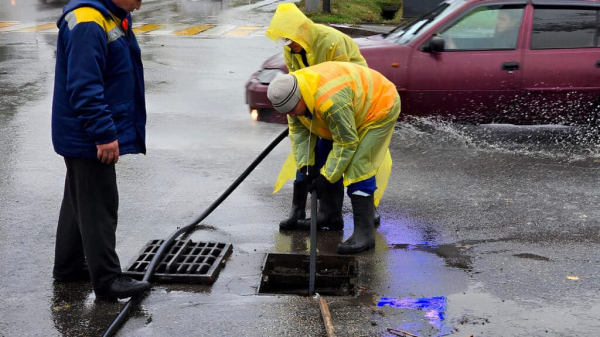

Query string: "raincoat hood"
[[265, 3, 318, 53], [265, 4, 366, 72]]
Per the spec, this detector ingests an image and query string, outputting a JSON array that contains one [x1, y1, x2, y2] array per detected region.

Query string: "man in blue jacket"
[[51, 0, 150, 299]]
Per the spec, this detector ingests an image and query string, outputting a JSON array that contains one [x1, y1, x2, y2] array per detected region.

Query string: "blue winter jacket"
[[52, 0, 146, 159]]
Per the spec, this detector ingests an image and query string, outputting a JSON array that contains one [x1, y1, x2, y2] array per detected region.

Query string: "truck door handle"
[[502, 62, 520, 71], [596, 60, 600, 68]]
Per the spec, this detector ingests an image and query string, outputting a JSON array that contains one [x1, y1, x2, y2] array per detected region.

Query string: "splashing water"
[[395, 116, 600, 161]]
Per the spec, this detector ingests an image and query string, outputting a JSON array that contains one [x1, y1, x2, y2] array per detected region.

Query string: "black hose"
[[308, 190, 317, 295], [103, 127, 290, 337]]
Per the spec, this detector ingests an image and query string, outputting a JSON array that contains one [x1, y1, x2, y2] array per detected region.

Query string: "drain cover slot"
[[124, 239, 233, 284], [258, 253, 357, 296]]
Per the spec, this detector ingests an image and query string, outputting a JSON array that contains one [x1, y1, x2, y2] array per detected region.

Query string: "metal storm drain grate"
[[258, 253, 357, 296], [124, 239, 233, 284]]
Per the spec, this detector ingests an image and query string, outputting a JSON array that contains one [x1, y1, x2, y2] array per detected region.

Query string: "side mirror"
[[423, 36, 445, 53]]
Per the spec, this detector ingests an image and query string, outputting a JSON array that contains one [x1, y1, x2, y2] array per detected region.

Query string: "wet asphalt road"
[[1, 1, 600, 336]]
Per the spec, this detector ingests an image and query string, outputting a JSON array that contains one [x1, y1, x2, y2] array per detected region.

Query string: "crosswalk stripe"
[[225, 25, 260, 37], [199, 24, 235, 36], [174, 25, 215, 36], [0, 22, 266, 37], [0, 22, 38, 32], [133, 24, 164, 34], [144, 24, 188, 36], [251, 27, 268, 36], [14, 23, 56, 32], [0, 22, 18, 28]]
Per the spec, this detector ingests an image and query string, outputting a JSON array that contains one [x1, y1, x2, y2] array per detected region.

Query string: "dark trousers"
[[53, 157, 121, 292]]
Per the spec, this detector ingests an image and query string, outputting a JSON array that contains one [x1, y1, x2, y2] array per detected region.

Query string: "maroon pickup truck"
[[245, 0, 600, 124]]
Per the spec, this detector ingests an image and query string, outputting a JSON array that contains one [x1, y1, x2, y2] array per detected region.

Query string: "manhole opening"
[[123, 239, 233, 284], [258, 253, 357, 296]]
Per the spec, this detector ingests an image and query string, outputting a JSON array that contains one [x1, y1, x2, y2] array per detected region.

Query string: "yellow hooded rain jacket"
[[265, 3, 367, 72], [285, 62, 400, 202]]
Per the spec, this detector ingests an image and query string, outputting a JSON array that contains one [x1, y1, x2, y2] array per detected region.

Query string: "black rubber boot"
[[279, 180, 308, 230], [297, 182, 344, 230], [374, 207, 381, 229], [337, 194, 375, 254]]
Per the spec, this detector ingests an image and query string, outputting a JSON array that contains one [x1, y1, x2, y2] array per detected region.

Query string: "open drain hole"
[[258, 253, 357, 296]]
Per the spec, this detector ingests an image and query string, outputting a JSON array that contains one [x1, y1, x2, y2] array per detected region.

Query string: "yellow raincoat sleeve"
[[319, 94, 359, 184], [288, 115, 317, 170]]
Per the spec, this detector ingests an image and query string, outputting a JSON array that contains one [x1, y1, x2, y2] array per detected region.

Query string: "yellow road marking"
[[174, 25, 214, 36], [0, 22, 18, 28], [15, 23, 56, 32], [2, 23, 266, 37], [225, 25, 260, 36], [133, 24, 164, 34]]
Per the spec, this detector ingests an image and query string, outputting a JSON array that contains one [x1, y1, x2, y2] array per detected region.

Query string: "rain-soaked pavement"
[[1, 0, 600, 336]]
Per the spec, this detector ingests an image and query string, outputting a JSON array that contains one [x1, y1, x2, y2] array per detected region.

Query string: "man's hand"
[[301, 165, 317, 184], [309, 174, 328, 199], [97, 140, 119, 164]]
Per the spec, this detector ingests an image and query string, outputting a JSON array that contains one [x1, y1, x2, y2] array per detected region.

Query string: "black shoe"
[[96, 275, 151, 299], [279, 180, 308, 230], [337, 194, 376, 254]]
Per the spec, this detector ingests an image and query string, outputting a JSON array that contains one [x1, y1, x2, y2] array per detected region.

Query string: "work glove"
[[308, 174, 328, 199], [300, 165, 317, 184]]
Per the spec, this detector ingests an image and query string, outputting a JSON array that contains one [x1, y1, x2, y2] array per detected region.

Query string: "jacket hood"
[[265, 3, 318, 52], [57, 0, 125, 27]]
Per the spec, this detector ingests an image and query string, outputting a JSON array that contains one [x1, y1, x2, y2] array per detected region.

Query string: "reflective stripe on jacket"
[[288, 62, 400, 185]]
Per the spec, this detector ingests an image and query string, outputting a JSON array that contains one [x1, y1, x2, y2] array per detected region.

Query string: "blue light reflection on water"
[[378, 296, 454, 336]]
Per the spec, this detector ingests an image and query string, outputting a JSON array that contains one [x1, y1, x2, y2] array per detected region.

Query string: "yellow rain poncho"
[[275, 62, 400, 205], [265, 3, 367, 72]]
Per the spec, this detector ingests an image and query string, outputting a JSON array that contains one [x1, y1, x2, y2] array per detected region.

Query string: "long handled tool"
[[308, 189, 317, 295]]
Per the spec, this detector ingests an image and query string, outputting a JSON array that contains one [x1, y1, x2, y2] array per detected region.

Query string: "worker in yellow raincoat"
[[267, 62, 400, 254], [265, 3, 370, 231], [265, 3, 366, 72]]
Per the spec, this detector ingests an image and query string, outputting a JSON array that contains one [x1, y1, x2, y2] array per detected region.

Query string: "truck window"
[[440, 5, 524, 51], [531, 7, 598, 49]]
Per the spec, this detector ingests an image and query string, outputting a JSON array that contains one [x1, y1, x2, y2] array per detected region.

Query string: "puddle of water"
[[51, 281, 132, 336], [378, 296, 454, 336], [389, 243, 473, 272]]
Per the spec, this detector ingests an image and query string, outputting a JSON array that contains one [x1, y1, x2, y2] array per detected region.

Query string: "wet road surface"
[[1, 1, 600, 336]]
